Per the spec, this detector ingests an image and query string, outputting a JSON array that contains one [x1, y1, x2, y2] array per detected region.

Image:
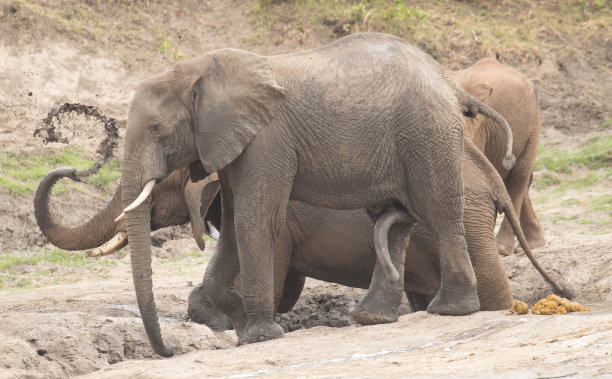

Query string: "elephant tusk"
[[86, 231, 128, 257], [115, 212, 125, 224], [123, 180, 156, 213]]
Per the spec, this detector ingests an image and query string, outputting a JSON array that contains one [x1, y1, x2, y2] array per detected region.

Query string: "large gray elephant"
[[187, 139, 569, 331], [57, 33, 519, 355], [452, 59, 544, 254]]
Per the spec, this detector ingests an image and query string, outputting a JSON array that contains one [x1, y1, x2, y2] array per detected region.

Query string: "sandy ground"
[[0, 1, 611, 378]]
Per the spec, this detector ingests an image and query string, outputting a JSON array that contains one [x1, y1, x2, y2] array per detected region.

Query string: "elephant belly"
[[285, 204, 376, 289]]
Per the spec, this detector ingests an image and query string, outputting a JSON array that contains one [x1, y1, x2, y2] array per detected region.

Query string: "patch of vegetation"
[[0, 248, 121, 289], [250, 0, 611, 66], [534, 135, 612, 173], [154, 26, 188, 60], [0, 147, 121, 197], [561, 198, 581, 206], [547, 214, 575, 224], [0, 249, 87, 273], [533, 172, 561, 190], [14, 0, 186, 62], [589, 194, 612, 213]]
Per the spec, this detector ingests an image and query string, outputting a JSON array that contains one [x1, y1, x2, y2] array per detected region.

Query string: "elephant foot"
[[497, 243, 515, 256], [187, 284, 233, 332], [426, 288, 480, 316], [495, 222, 518, 255], [349, 305, 398, 325], [238, 320, 284, 345], [525, 233, 546, 250], [349, 286, 402, 325]]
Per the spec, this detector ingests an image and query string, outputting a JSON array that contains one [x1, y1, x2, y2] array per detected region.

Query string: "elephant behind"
[[453, 58, 545, 254]]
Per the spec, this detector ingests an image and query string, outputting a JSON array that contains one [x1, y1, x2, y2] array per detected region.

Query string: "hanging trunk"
[[122, 162, 174, 357], [34, 167, 124, 250]]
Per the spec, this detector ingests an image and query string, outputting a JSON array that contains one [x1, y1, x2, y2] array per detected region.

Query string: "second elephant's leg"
[[350, 223, 411, 325], [202, 181, 247, 333], [496, 134, 541, 254], [276, 269, 306, 314], [519, 194, 546, 249], [187, 283, 233, 331]]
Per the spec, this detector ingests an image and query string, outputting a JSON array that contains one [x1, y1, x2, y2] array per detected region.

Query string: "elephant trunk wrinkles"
[[34, 167, 123, 250], [122, 163, 174, 357]]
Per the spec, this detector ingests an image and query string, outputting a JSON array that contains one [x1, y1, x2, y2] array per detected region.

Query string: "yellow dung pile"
[[506, 295, 590, 315], [506, 300, 530, 315]]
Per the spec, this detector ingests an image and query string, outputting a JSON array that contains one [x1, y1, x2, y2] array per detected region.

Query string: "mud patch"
[[0, 312, 234, 377]]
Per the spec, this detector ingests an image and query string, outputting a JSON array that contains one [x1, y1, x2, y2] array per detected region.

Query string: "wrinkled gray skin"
[[34, 166, 220, 254], [452, 59, 545, 255], [188, 140, 570, 331], [113, 33, 517, 355]]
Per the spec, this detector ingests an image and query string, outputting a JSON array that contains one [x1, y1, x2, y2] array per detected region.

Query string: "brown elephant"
[[452, 59, 545, 255], [186, 139, 569, 331]]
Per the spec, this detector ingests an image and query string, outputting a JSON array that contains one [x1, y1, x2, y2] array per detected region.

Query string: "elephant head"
[[34, 167, 221, 257], [119, 49, 284, 356]]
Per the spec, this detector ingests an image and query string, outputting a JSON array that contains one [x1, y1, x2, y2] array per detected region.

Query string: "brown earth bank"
[[0, 0, 611, 377]]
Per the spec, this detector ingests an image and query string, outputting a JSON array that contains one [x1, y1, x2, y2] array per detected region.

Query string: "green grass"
[[251, 0, 611, 66], [589, 194, 612, 213], [15, 0, 187, 62], [0, 249, 87, 272], [0, 147, 121, 197], [533, 135, 612, 190], [534, 135, 612, 174], [0, 248, 122, 289]]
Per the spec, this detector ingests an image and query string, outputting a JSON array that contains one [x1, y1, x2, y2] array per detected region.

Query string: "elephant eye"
[[150, 123, 162, 136]]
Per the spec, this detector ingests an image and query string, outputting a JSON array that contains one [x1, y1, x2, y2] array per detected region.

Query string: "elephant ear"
[[191, 49, 285, 173], [184, 173, 220, 251]]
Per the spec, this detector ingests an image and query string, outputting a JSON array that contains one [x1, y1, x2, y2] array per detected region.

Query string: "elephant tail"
[[459, 90, 516, 170], [499, 200, 574, 299], [373, 208, 412, 283]]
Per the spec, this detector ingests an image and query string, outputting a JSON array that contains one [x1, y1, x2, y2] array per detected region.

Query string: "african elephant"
[[187, 140, 570, 331], [34, 166, 220, 256], [452, 59, 544, 255], [81, 33, 519, 355]]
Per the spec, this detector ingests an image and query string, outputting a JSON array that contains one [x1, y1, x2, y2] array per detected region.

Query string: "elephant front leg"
[[350, 223, 411, 325], [233, 188, 291, 344], [426, 233, 480, 315], [187, 283, 233, 331], [202, 184, 248, 335]]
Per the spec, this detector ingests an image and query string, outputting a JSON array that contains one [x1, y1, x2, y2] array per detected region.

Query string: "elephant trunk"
[[502, 203, 574, 299], [34, 167, 125, 251], [122, 161, 174, 357]]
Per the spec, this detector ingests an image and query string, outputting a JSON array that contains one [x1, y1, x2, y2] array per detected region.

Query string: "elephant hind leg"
[[496, 131, 542, 254], [350, 221, 411, 325], [519, 194, 546, 249], [400, 131, 480, 315], [277, 269, 305, 314], [406, 292, 430, 312]]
